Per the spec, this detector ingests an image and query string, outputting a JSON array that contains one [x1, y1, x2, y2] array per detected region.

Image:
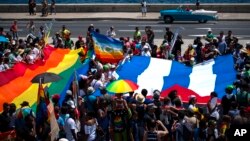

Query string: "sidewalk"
[[1, 12, 250, 21]]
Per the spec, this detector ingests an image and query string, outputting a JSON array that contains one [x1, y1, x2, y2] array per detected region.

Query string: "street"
[[1, 20, 250, 39]]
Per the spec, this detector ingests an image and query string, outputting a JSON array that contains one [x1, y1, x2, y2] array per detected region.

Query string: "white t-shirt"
[[65, 117, 78, 141], [91, 79, 103, 90], [141, 50, 151, 57], [208, 97, 219, 120], [84, 124, 97, 141], [31, 47, 40, 59]]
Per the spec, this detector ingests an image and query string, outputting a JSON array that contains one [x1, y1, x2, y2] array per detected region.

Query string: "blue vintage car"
[[160, 6, 218, 23]]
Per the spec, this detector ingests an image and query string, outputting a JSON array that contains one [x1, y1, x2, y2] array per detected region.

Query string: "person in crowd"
[[157, 42, 170, 59], [205, 28, 215, 42], [140, 36, 152, 56], [143, 119, 169, 141], [221, 85, 237, 115], [28, 0, 36, 15], [96, 98, 110, 141], [90, 72, 104, 90], [84, 112, 98, 141], [52, 32, 62, 47], [141, 0, 147, 17], [50, 0, 56, 15], [110, 92, 131, 141], [183, 44, 197, 66], [134, 93, 146, 141], [205, 120, 219, 141], [202, 42, 219, 61], [188, 95, 198, 113], [61, 25, 71, 41], [193, 36, 203, 63], [172, 35, 184, 57], [207, 92, 220, 121], [145, 26, 155, 48], [171, 110, 188, 141], [65, 109, 78, 141], [152, 90, 162, 120], [64, 37, 74, 49], [225, 30, 237, 47], [133, 27, 141, 41], [84, 87, 97, 113], [10, 20, 18, 40], [196, 0, 200, 10], [106, 26, 116, 38], [41, 0, 48, 17], [165, 27, 174, 43], [217, 35, 227, 55], [21, 114, 37, 141], [75, 35, 85, 49], [0, 103, 11, 132], [228, 101, 240, 119]]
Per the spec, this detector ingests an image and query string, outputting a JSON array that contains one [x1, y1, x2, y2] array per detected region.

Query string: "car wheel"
[[199, 19, 207, 23], [164, 16, 173, 23]]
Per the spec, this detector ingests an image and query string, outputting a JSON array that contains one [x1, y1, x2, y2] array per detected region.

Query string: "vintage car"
[[160, 6, 218, 23]]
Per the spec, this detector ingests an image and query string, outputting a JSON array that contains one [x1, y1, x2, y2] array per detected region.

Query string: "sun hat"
[[66, 100, 75, 109], [87, 86, 95, 95], [66, 90, 72, 95], [135, 93, 145, 103]]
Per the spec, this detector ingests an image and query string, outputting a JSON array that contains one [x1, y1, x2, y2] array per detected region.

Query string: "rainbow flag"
[[0, 45, 91, 112], [92, 31, 124, 63]]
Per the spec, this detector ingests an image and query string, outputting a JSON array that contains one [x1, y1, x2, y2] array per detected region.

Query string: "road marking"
[[118, 29, 163, 32], [128, 24, 170, 27], [189, 34, 250, 39], [195, 27, 250, 30]]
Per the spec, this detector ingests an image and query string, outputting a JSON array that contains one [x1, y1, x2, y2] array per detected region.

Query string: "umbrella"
[[0, 36, 9, 42], [106, 79, 139, 94], [160, 84, 210, 104], [31, 72, 62, 84]]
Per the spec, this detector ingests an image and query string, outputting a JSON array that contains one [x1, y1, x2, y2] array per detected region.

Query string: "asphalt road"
[[1, 20, 250, 40]]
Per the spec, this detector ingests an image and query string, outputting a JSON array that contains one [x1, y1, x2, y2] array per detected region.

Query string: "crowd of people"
[[28, 0, 56, 17], [0, 19, 250, 141]]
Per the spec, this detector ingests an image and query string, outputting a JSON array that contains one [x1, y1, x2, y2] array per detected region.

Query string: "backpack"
[[181, 121, 194, 141]]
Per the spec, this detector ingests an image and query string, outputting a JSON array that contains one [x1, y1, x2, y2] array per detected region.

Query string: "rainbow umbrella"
[[106, 79, 139, 94]]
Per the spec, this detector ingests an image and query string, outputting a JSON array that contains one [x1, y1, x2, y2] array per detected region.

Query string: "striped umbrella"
[[106, 79, 139, 94]]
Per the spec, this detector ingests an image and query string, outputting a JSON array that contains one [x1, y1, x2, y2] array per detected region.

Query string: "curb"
[[1, 17, 250, 21]]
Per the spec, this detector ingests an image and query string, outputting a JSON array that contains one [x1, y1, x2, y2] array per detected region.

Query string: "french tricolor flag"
[[115, 55, 236, 104]]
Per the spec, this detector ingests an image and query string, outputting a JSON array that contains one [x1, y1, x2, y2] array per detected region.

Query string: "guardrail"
[[0, 4, 250, 13]]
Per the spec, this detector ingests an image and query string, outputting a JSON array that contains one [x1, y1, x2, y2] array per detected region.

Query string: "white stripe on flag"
[[188, 60, 216, 97], [136, 58, 172, 96]]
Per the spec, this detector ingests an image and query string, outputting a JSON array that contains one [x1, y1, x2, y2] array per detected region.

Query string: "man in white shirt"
[[90, 73, 104, 90], [31, 43, 41, 60], [64, 110, 78, 141], [106, 26, 116, 38], [141, 43, 151, 57]]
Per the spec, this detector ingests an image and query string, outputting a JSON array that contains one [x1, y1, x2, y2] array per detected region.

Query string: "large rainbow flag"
[[0, 45, 91, 112], [92, 31, 124, 63]]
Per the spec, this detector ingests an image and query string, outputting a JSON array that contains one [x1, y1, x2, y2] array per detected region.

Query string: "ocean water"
[[1, 0, 250, 4]]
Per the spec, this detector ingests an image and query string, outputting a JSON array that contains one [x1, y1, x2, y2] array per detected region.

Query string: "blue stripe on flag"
[[213, 55, 236, 99], [162, 61, 192, 90], [116, 56, 150, 83]]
